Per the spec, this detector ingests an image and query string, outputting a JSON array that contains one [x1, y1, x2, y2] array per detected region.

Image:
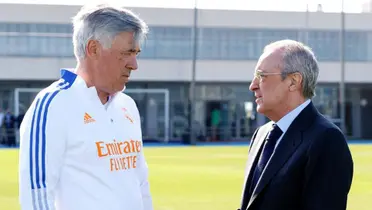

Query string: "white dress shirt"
[[275, 99, 311, 148]]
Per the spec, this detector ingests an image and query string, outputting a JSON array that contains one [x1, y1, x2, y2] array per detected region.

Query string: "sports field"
[[1, 144, 371, 210]]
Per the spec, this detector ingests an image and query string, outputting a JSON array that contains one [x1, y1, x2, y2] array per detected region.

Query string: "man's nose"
[[127, 56, 138, 71], [249, 77, 259, 92]]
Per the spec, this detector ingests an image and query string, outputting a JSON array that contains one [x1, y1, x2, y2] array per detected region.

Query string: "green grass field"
[[1, 145, 371, 210]]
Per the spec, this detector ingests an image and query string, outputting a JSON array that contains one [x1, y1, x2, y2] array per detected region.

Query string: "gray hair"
[[264, 39, 319, 99], [72, 4, 149, 60]]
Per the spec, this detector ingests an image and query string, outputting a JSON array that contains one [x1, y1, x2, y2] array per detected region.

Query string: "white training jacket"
[[19, 69, 153, 210]]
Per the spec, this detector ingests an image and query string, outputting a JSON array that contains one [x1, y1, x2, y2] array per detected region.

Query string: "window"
[[0, 90, 11, 111], [229, 30, 261, 60], [140, 38, 156, 58], [313, 86, 339, 119], [345, 31, 368, 61], [198, 28, 220, 59], [260, 29, 299, 47], [0, 22, 370, 61], [152, 26, 192, 59], [198, 28, 298, 60], [368, 32, 372, 61], [308, 31, 340, 61]]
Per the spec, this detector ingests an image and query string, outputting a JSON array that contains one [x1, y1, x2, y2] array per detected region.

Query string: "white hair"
[[264, 39, 319, 98], [72, 4, 149, 60]]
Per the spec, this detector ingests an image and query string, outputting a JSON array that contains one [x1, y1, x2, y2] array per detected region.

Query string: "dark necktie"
[[249, 124, 283, 195]]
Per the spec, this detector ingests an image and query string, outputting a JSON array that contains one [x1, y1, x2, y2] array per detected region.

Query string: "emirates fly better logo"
[[95, 139, 142, 172]]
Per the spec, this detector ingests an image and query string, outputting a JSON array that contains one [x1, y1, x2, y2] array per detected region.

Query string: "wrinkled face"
[[88, 31, 140, 95], [249, 50, 291, 117]]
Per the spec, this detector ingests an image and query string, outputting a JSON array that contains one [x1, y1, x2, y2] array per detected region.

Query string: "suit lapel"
[[240, 123, 273, 208], [245, 124, 273, 181], [247, 102, 318, 209], [248, 126, 302, 208]]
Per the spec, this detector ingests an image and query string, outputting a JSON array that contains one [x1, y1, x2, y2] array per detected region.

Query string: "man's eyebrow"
[[125, 48, 141, 53]]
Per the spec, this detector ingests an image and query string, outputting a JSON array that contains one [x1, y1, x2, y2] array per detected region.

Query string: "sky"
[[0, 0, 369, 13]]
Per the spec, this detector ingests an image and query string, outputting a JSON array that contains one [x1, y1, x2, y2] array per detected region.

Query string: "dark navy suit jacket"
[[239, 102, 354, 210]]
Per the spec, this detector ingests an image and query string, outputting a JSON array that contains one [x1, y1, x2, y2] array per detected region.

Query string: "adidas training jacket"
[[18, 69, 153, 210]]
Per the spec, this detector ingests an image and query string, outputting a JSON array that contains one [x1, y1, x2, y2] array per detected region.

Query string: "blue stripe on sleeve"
[[35, 92, 49, 190], [29, 98, 40, 190], [28, 71, 76, 210], [41, 91, 60, 188]]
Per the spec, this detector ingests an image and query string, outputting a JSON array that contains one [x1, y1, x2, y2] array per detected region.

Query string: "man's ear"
[[86, 39, 100, 59], [289, 73, 303, 92]]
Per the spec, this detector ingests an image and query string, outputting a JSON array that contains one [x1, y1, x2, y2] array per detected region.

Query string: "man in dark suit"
[[239, 40, 353, 210]]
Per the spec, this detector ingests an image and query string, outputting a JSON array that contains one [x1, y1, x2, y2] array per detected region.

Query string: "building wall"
[[2, 3, 372, 30], [0, 4, 371, 82], [2, 58, 372, 83], [0, 79, 360, 139], [0, 4, 372, 140]]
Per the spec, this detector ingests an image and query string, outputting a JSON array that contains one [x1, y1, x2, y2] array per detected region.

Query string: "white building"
[[0, 3, 371, 140]]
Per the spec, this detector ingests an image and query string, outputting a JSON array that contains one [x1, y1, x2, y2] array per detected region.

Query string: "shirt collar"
[[60, 68, 97, 98], [276, 99, 311, 134], [60, 69, 124, 104]]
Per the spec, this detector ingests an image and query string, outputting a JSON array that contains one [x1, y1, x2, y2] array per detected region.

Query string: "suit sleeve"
[[302, 127, 354, 210], [19, 92, 67, 210], [132, 101, 153, 210]]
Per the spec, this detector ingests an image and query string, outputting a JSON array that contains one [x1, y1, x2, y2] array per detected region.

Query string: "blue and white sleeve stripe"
[[28, 82, 72, 210]]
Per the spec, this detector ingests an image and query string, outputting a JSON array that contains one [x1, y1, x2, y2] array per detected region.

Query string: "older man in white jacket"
[[18, 3, 152, 210]]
